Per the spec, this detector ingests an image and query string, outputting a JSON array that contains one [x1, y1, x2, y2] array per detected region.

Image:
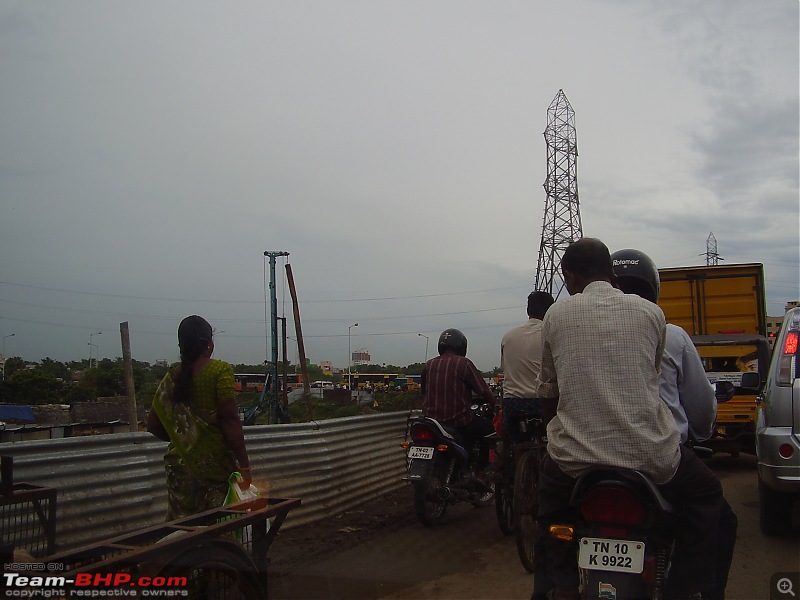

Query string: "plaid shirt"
[[535, 281, 681, 484], [421, 353, 495, 427]]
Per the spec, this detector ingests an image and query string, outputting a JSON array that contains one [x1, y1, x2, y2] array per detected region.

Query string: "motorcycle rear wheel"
[[414, 461, 449, 526], [513, 450, 540, 573]]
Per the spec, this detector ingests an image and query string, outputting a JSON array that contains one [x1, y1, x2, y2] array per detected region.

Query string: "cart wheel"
[[152, 538, 265, 600]]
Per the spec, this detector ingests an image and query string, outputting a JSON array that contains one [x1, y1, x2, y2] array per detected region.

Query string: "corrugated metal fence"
[[1, 411, 412, 554]]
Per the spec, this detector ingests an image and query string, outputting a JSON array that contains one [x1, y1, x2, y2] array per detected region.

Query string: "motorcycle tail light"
[[410, 423, 435, 443], [580, 486, 647, 526]]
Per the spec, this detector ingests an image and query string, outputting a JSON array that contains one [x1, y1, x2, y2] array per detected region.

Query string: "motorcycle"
[[544, 465, 679, 598], [401, 403, 496, 526], [543, 381, 737, 598]]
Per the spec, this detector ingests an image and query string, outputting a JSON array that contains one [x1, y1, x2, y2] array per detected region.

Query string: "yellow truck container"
[[658, 263, 769, 455]]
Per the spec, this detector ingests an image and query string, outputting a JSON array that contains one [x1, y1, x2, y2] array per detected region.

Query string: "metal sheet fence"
[[0, 411, 412, 554]]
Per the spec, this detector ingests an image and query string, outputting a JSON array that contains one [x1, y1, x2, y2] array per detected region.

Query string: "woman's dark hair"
[[174, 315, 213, 403]]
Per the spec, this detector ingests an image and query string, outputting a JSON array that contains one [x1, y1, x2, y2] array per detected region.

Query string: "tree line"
[[0, 357, 501, 407]]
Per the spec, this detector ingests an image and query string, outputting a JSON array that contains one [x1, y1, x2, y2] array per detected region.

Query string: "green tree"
[[1, 369, 65, 404], [38, 357, 71, 381], [2, 357, 25, 379], [405, 362, 425, 375]]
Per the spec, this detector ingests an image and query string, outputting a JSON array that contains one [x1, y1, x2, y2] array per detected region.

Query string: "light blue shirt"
[[661, 324, 717, 444]]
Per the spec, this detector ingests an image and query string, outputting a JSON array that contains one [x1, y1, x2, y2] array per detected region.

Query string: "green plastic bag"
[[221, 472, 263, 542], [224, 471, 261, 507]]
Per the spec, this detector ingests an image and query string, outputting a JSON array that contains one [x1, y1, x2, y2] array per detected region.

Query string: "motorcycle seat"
[[409, 416, 459, 441], [571, 466, 677, 515]]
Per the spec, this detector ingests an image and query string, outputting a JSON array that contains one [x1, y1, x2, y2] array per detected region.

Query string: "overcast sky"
[[1, 0, 798, 372]]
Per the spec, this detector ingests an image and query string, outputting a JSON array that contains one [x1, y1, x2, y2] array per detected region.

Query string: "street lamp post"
[[2, 333, 15, 381], [88, 331, 102, 369], [348, 323, 358, 391], [418, 333, 429, 363]]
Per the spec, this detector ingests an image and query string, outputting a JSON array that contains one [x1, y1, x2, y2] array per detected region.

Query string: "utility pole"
[[264, 251, 289, 423], [285, 263, 314, 421], [120, 322, 138, 432], [535, 89, 583, 299]]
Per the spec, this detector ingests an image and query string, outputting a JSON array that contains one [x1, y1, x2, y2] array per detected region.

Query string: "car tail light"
[[785, 331, 799, 354], [779, 444, 794, 459], [580, 486, 647, 526], [777, 331, 799, 385], [410, 423, 435, 443]]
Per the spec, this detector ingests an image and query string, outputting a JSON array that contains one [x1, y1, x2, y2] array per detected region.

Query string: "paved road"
[[269, 453, 799, 600]]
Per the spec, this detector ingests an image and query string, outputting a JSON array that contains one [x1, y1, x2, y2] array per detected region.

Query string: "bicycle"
[[511, 415, 547, 574], [493, 412, 547, 573], [492, 433, 515, 535]]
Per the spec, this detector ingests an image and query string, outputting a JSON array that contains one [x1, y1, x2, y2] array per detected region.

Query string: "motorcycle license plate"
[[578, 537, 645, 573], [408, 446, 434, 460]]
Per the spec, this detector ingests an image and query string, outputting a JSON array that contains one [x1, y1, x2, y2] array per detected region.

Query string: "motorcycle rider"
[[421, 328, 497, 485], [534, 238, 731, 600], [611, 248, 737, 600]]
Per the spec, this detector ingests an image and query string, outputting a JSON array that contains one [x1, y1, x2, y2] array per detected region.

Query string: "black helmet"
[[611, 249, 660, 303], [438, 328, 468, 357]]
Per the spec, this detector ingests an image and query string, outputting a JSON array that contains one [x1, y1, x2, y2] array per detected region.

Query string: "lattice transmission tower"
[[705, 232, 723, 265], [535, 89, 583, 299]]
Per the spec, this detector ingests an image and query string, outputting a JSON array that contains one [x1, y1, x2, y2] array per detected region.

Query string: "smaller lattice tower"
[[705, 232, 723, 265], [535, 90, 583, 298]]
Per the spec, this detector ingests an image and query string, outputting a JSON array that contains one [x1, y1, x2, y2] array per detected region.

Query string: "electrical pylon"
[[535, 89, 583, 299], [705, 232, 722, 265]]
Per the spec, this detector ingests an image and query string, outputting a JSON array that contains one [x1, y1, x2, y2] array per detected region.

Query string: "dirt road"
[[268, 453, 799, 600]]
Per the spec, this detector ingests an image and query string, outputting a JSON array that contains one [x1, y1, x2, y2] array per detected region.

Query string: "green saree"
[[151, 359, 237, 519]]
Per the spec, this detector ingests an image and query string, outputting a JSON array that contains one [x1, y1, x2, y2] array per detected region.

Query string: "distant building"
[[155, 359, 169, 368], [352, 349, 371, 366]]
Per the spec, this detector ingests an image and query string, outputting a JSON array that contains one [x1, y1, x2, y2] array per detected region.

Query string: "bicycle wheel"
[[494, 478, 514, 534], [152, 538, 265, 600], [513, 450, 540, 573], [494, 447, 514, 534]]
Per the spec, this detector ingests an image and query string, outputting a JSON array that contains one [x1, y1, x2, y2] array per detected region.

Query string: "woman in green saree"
[[147, 315, 251, 520]]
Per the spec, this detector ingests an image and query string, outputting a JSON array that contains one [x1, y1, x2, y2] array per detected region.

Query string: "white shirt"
[[501, 318, 545, 399], [535, 281, 681, 484]]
